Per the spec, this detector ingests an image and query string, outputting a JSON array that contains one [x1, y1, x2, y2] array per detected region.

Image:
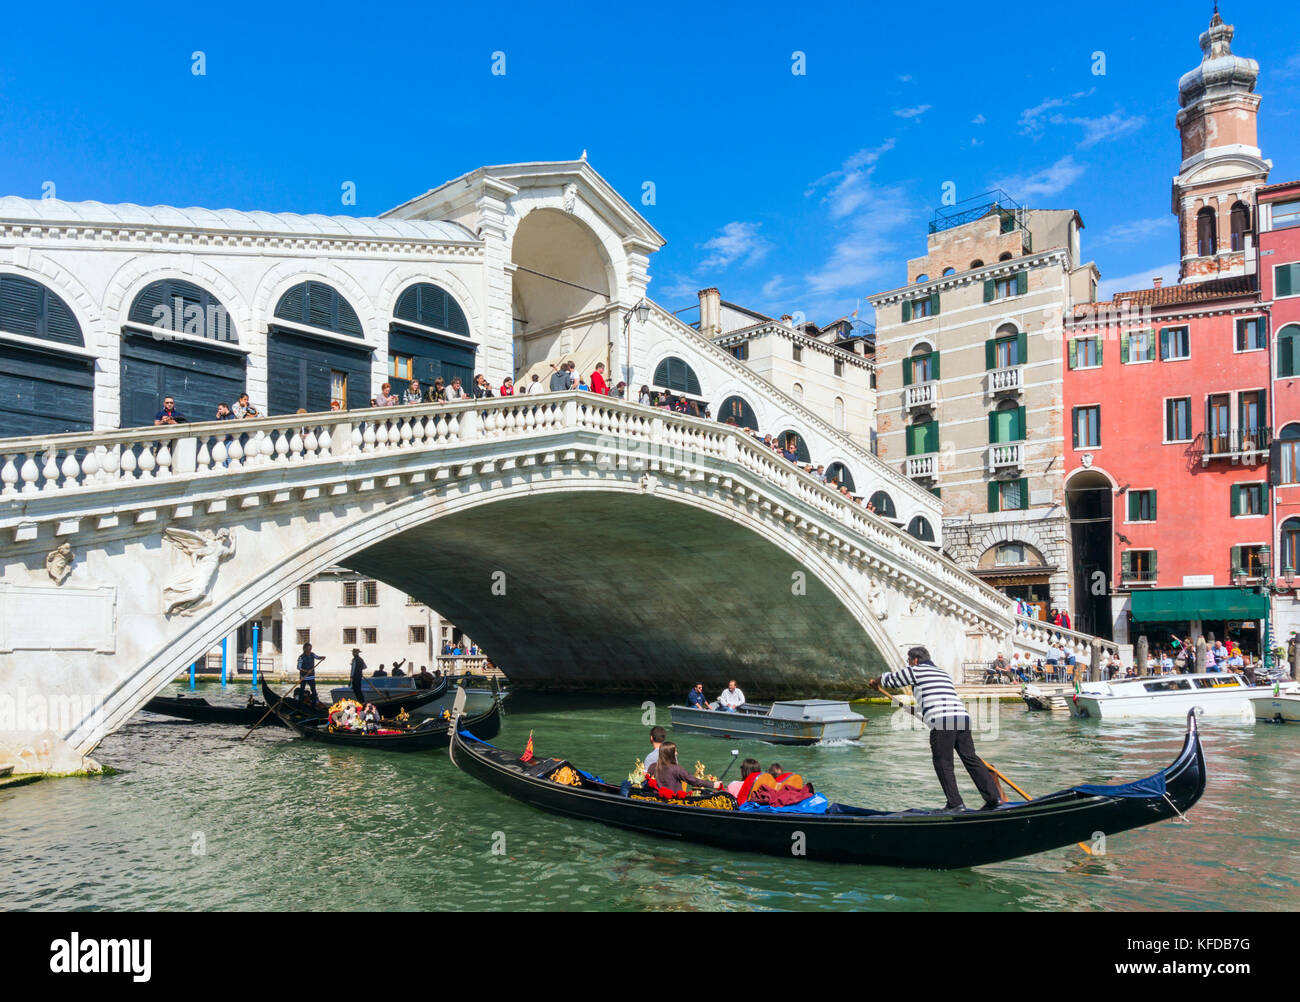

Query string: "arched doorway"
[[975, 540, 1051, 618], [1066, 468, 1113, 638], [0, 273, 94, 435], [868, 490, 897, 520], [268, 281, 369, 413], [825, 462, 855, 492], [777, 430, 811, 463], [121, 278, 244, 428], [653, 356, 702, 397], [510, 208, 614, 384], [907, 515, 936, 544], [389, 282, 475, 398], [717, 395, 758, 431]]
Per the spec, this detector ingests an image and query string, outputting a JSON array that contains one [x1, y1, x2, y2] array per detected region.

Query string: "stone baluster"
[[227, 436, 245, 468], [211, 438, 228, 467], [120, 445, 138, 480], [156, 442, 173, 477], [41, 450, 60, 491], [275, 429, 291, 463], [399, 419, 413, 449], [0, 454, 17, 495], [318, 426, 333, 457], [196, 439, 212, 472], [361, 422, 376, 453], [103, 445, 121, 483], [60, 450, 81, 489], [83, 447, 102, 484]]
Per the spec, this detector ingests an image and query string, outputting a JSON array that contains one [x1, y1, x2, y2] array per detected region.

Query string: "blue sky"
[[2, 0, 1298, 327]]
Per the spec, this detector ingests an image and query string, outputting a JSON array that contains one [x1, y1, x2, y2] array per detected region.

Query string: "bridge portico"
[[0, 393, 1022, 774]]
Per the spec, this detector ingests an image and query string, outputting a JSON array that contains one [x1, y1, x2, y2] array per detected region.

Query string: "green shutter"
[[1016, 271, 1028, 296], [1121, 550, 1131, 581], [988, 480, 1000, 513], [1068, 339, 1078, 369], [1015, 405, 1026, 440], [1262, 485, 1269, 515], [988, 411, 999, 444], [901, 299, 912, 322], [1160, 328, 1170, 360], [902, 358, 912, 386], [924, 420, 939, 454], [1016, 330, 1027, 364], [1277, 264, 1294, 298], [1151, 490, 1157, 521], [1150, 551, 1157, 581], [1146, 330, 1157, 361], [1231, 545, 1242, 577], [930, 351, 940, 380], [1231, 484, 1241, 516], [983, 279, 995, 303], [1017, 477, 1029, 510], [985, 339, 996, 370], [930, 291, 940, 316], [1279, 332, 1295, 377], [1097, 337, 1103, 365], [1128, 492, 1138, 522], [1071, 409, 1079, 449], [1120, 331, 1130, 363]]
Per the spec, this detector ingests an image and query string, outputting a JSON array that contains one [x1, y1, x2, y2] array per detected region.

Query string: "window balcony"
[[1195, 426, 1271, 467], [1120, 568, 1158, 586], [905, 453, 939, 482], [988, 442, 1024, 474], [988, 365, 1022, 396], [904, 380, 938, 413]]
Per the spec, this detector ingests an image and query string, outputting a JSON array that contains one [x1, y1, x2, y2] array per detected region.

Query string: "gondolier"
[[296, 643, 325, 703], [350, 648, 367, 702], [869, 646, 1001, 812]]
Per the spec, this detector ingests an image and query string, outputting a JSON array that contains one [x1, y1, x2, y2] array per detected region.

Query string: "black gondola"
[[261, 675, 447, 718], [142, 694, 287, 727], [447, 710, 1207, 869], [268, 686, 503, 752]]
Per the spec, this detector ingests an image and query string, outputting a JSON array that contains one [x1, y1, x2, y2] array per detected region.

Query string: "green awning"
[[1130, 587, 1269, 621]]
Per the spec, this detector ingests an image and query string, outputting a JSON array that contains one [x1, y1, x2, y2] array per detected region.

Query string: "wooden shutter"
[[1120, 331, 1130, 363], [1068, 339, 1078, 369], [1277, 263, 1294, 298], [1128, 492, 1138, 522], [988, 411, 999, 443], [1279, 332, 1295, 377], [1271, 441, 1284, 485], [1120, 550, 1131, 581], [983, 279, 995, 303], [1015, 405, 1026, 440], [985, 339, 996, 370], [1151, 490, 1157, 521], [1261, 485, 1270, 515], [1159, 327, 1170, 360], [988, 480, 1000, 513], [1230, 545, 1242, 577], [1072, 409, 1079, 449], [931, 351, 941, 380], [901, 299, 912, 322], [902, 358, 912, 386], [1097, 337, 1103, 365], [923, 420, 939, 454], [1016, 329, 1027, 363], [929, 291, 940, 316], [1150, 551, 1157, 581], [1017, 477, 1029, 509], [1145, 330, 1156, 361], [1016, 271, 1028, 296], [1231, 484, 1241, 516]]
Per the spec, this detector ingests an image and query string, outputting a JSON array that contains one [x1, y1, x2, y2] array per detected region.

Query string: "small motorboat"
[[143, 693, 286, 727], [1249, 685, 1300, 723], [1070, 672, 1274, 721], [448, 709, 1207, 869], [669, 699, 866, 745]]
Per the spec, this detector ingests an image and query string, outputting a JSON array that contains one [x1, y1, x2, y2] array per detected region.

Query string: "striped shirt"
[[879, 662, 969, 729]]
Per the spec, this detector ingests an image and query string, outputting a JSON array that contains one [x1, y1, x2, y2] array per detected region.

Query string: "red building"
[[1258, 181, 1300, 651], [1061, 9, 1277, 651]]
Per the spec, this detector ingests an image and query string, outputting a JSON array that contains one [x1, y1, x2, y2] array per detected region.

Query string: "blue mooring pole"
[[189, 660, 196, 690], [221, 636, 228, 688], [252, 621, 260, 688]]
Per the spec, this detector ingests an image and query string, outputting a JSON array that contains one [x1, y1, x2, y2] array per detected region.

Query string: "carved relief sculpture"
[[162, 527, 235, 616], [45, 543, 74, 584]]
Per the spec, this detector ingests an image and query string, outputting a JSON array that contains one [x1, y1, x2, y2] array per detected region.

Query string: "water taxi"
[[1069, 672, 1275, 721]]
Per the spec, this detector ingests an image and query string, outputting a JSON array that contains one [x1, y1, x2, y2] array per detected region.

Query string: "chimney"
[[698, 288, 722, 338], [1153, 276, 1164, 288], [780, 314, 793, 326]]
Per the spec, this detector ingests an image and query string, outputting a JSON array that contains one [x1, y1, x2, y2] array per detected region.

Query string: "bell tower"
[[1172, 6, 1270, 282]]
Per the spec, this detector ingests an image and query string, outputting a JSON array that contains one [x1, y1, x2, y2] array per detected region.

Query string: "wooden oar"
[[241, 680, 311, 740]]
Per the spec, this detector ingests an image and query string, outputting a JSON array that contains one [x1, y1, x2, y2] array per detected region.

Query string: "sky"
[[2, 0, 1299, 329]]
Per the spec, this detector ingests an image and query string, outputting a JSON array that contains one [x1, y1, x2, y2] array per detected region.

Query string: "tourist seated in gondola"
[[373, 664, 388, 678], [743, 763, 816, 806], [362, 703, 381, 734], [391, 658, 407, 677], [647, 742, 722, 795], [725, 758, 763, 803]]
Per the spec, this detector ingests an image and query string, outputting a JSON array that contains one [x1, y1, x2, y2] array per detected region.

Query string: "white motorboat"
[[1069, 672, 1277, 721], [1249, 685, 1300, 723], [669, 699, 867, 744]]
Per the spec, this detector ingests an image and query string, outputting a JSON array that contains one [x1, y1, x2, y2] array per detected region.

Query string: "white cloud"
[[972, 113, 986, 125], [1276, 53, 1300, 78], [1098, 262, 1180, 301], [761, 274, 789, 299], [655, 276, 704, 306], [1092, 216, 1173, 247], [1019, 88, 1096, 135], [993, 156, 1086, 200], [894, 104, 932, 119], [698, 221, 771, 270], [806, 138, 897, 220], [898, 74, 913, 83], [1066, 110, 1145, 148]]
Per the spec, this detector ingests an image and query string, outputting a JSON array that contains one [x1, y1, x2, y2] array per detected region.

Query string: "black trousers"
[[352, 681, 364, 703], [299, 676, 318, 703], [930, 724, 1001, 809]]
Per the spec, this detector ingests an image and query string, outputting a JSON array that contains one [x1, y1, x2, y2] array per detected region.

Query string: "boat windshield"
[[1144, 680, 1192, 692], [1193, 677, 1240, 689]]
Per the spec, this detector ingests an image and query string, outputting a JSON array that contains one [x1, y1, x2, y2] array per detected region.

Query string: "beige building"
[[869, 194, 1098, 613], [693, 287, 878, 465]]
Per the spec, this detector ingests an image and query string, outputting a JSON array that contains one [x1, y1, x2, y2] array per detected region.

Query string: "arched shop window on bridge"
[[825, 462, 855, 492], [269, 281, 369, 414], [777, 430, 811, 463], [0, 273, 94, 436], [717, 395, 758, 431], [907, 515, 936, 543], [390, 283, 476, 398], [120, 278, 245, 429], [868, 490, 897, 520], [653, 356, 702, 396]]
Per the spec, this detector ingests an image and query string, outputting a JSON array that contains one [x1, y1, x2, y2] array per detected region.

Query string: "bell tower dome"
[[1172, 6, 1271, 282]]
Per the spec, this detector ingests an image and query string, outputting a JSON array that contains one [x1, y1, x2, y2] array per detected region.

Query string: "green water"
[[2, 685, 1297, 911]]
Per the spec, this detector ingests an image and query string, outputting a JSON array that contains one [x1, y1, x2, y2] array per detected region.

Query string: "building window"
[[330, 370, 348, 409], [1165, 397, 1192, 442], [729, 344, 749, 361], [1230, 202, 1250, 251], [1159, 326, 1190, 360], [406, 595, 422, 606], [994, 276, 1018, 300], [1272, 200, 1300, 230], [1233, 544, 1266, 580], [1239, 390, 1266, 446], [907, 345, 937, 384], [906, 416, 939, 456], [1069, 336, 1101, 369], [834, 358, 844, 377], [297, 583, 311, 608], [1281, 517, 1300, 574], [1196, 207, 1217, 256], [409, 625, 426, 645], [343, 582, 358, 606], [998, 478, 1027, 511], [906, 516, 935, 542], [1236, 317, 1266, 352], [653, 357, 703, 395], [792, 344, 802, 363], [986, 324, 1024, 369], [1231, 482, 1268, 517], [791, 382, 804, 403], [362, 627, 378, 645], [389, 353, 413, 380], [1121, 549, 1157, 584], [910, 296, 932, 319], [1072, 405, 1100, 449], [1278, 324, 1299, 377], [296, 629, 311, 646], [361, 581, 378, 606], [902, 291, 939, 322], [1276, 262, 1300, 299], [1278, 424, 1300, 484], [342, 627, 357, 646], [1122, 328, 1156, 364], [989, 400, 1025, 443], [984, 272, 1027, 303], [834, 397, 845, 430], [995, 543, 1026, 566], [1207, 394, 1231, 453], [970, 259, 985, 269], [1127, 489, 1157, 523]]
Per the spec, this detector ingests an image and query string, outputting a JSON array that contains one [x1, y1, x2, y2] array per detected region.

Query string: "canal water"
[[2, 685, 1296, 911]]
